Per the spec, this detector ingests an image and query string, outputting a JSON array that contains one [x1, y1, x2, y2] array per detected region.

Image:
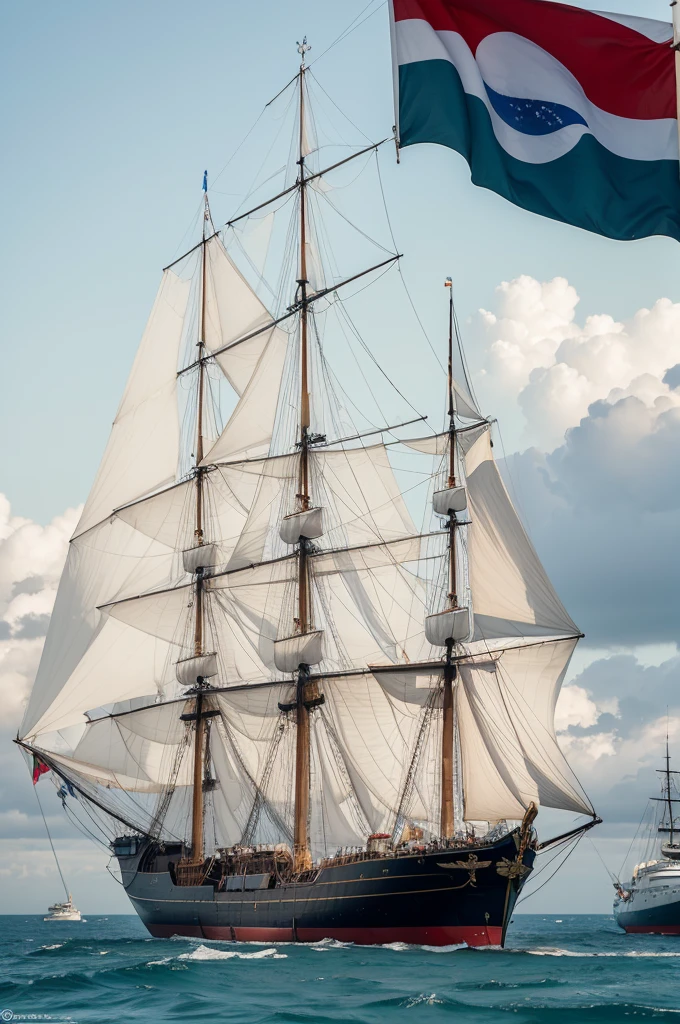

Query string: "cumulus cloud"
[[554, 652, 680, 826], [473, 275, 680, 450], [554, 683, 614, 732], [467, 275, 680, 648], [500, 399, 680, 646], [0, 497, 80, 844]]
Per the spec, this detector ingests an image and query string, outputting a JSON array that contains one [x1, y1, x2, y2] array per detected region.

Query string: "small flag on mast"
[[32, 755, 50, 785], [445, 277, 452, 288], [58, 781, 76, 807], [202, 170, 208, 192]]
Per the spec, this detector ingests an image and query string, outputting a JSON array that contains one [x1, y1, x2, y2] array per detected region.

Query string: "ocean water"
[[0, 914, 679, 1023]]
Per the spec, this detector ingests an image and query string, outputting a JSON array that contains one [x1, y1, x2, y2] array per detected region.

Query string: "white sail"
[[33, 698, 192, 791], [456, 640, 592, 820], [203, 326, 289, 463], [75, 269, 191, 538], [280, 507, 324, 544], [20, 518, 178, 739], [102, 535, 433, 678], [203, 236, 282, 393], [464, 427, 579, 642], [402, 426, 579, 644], [312, 444, 417, 548]]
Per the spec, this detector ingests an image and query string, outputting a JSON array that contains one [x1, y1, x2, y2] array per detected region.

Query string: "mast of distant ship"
[[189, 173, 211, 866], [666, 733, 675, 847], [293, 37, 314, 875], [441, 277, 457, 840]]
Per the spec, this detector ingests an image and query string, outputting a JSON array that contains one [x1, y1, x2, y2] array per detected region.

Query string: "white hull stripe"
[[395, 19, 678, 165]]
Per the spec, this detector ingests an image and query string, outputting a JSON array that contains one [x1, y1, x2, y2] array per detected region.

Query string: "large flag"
[[390, 0, 680, 241]]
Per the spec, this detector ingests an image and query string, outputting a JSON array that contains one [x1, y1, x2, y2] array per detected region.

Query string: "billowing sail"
[[463, 428, 579, 643], [20, 243, 290, 742], [19, 115, 593, 858], [74, 268, 191, 538]]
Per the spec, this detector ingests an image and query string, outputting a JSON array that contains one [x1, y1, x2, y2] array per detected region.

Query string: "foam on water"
[[177, 944, 287, 961], [402, 992, 443, 1007], [528, 947, 680, 958], [421, 943, 468, 953], [310, 938, 353, 951]]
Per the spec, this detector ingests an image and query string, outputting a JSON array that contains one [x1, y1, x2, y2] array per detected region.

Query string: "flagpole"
[[388, 0, 401, 163], [672, 1, 680, 176]]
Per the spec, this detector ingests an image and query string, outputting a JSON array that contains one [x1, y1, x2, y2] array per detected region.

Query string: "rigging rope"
[[307, 3, 387, 75], [618, 801, 652, 880], [514, 832, 585, 908], [34, 785, 70, 902], [374, 152, 447, 377], [587, 834, 619, 885]]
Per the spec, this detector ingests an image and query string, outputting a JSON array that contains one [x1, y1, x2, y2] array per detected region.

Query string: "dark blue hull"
[[115, 832, 534, 947], [615, 897, 680, 934]]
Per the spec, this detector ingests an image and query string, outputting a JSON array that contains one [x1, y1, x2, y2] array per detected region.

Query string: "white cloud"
[[559, 730, 618, 762], [473, 276, 680, 450], [554, 683, 611, 731], [0, 496, 80, 719]]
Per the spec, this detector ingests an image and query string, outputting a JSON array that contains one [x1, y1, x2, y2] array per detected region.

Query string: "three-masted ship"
[[17, 47, 598, 947]]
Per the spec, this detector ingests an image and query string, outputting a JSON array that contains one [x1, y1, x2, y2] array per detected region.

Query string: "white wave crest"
[[178, 944, 286, 961], [528, 948, 680, 958], [310, 938, 353, 951], [403, 993, 443, 1007], [421, 944, 468, 953]]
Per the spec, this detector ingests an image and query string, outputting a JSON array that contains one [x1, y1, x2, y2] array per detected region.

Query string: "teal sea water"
[[1, 914, 679, 1023]]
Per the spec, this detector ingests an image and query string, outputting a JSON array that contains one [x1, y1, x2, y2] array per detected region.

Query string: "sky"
[[1, 0, 680, 916]]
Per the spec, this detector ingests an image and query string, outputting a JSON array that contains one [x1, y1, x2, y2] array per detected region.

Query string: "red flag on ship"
[[32, 755, 50, 785]]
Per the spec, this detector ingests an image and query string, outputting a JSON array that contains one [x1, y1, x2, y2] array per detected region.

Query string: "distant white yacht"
[[44, 894, 81, 922]]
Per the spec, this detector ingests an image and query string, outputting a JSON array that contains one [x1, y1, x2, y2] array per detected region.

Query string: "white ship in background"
[[615, 740, 680, 935]]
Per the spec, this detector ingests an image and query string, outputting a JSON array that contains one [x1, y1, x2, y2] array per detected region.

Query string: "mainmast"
[[293, 37, 314, 875], [189, 175, 211, 867], [441, 277, 457, 840]]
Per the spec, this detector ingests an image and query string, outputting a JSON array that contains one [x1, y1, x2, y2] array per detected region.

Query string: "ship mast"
[[441, 277, 456, 840], [189, 176, 211, 866], [293, 37, 313, 875], [666, 733, 674, 847]]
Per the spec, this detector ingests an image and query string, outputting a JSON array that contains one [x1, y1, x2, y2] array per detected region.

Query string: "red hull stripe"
[[295, 926, 502, 946], [146, 923, 502, 947], [392, 0, 674, 120], [623, 925, 680, 935]]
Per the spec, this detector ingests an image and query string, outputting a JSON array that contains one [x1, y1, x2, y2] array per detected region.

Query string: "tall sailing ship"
[[17, 47, 598, 947]]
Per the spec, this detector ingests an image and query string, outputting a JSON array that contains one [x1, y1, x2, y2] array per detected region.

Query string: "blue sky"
[[1, 0, 679, 520], [1, 0, 680, 915]]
